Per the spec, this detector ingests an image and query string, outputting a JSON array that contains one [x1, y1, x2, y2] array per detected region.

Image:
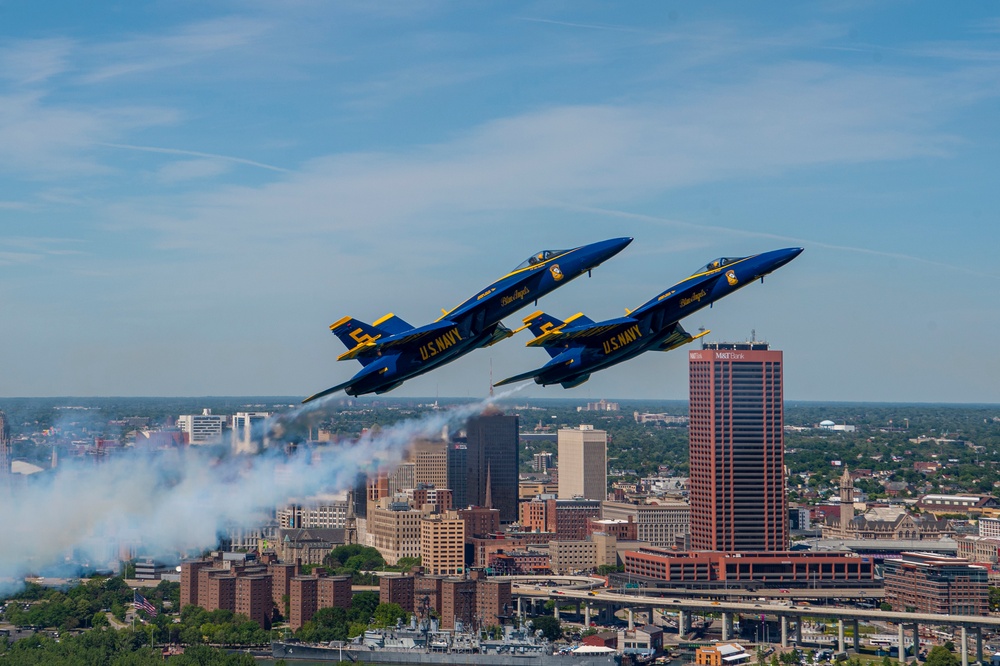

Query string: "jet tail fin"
[[329, 316, 385, 366], [512, 311, 591, 358], [371, 313, 413, 336]]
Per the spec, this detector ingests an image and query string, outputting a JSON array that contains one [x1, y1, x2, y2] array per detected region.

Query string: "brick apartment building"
[[180, 552, 351, 630]]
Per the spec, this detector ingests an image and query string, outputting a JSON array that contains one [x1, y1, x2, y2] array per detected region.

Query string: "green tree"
[[532, 615, 562, 641], [372, 602, 408, 628], [925, 645, 960, 666], [348, 591, 380, 624]]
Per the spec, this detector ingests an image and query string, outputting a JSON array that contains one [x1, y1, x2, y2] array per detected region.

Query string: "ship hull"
[[272, 642, 618, 665]]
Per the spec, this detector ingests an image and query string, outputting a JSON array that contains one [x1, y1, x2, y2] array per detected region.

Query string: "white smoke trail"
[[0, 384, 529, 596]]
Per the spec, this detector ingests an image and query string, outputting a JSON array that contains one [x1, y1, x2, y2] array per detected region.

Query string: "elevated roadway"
[[501, 577, 997, 665]]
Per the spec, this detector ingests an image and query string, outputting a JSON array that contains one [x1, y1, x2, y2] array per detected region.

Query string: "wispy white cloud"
[[0, 38, 73, 85], [110, 61, 962, 247], [79, 17, 272, 84], [100, 143, 289, 173], [154, 158, 232, 184], [0, 92, 178, 178], [557, 204, 1000, 281]]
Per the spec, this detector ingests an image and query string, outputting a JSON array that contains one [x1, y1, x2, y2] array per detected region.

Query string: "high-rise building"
[[0, 410, 10, 485], [235, 575, 272, 628], [368, 498, 430, 564], [532, 451, 553, 473], [557, 426, 607, 501], [688, 342, 786, 552], [447, 444, 468, 509], [465, 410, 518, 523], [388, 462, 416, 495], [421, 511, 465, 575], [232, 411, 271, 453], [412, 439, 449, 489], [177, 409, 225, 444]]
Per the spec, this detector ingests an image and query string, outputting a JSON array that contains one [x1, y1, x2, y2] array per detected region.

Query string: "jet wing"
[[653, 323, 710, 352], [526, 316, 639, 349], [338, 319, 461, 361]]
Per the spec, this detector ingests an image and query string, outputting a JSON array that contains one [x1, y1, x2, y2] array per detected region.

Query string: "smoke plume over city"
[[0, 392, 520, 595]]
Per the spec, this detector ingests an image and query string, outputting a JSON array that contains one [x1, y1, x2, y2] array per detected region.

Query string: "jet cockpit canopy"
[[694, 256, 744, 275], [513, 249, 568, 271]]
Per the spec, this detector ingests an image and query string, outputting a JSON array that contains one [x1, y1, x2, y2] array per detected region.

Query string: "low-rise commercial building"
[[549, 533, 617, 574], [602, 500, 689, 547], [621, 548, 876, 588], [618, 625, 663, 656], [884, 552, 987, 615], [696, 643, 751, 666]]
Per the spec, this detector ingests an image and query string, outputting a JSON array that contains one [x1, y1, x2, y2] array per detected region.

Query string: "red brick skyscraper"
[[688, 342, 786, 552]]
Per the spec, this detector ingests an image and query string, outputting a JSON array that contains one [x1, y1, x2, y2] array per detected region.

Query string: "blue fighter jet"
[[495, 247, 803, 389], [303, 237, 633, 401]]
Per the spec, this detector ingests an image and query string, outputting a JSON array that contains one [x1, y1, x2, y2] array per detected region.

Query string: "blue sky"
[[1, 2, 999, 403]]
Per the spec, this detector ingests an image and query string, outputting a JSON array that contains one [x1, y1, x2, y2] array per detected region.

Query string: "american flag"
[[134, 591, 158, 617]]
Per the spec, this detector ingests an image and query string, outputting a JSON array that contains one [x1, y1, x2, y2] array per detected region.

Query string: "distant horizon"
[[1, 395, 998, 409]]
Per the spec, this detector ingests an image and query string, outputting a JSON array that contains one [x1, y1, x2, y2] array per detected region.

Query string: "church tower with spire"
[[839, 467, 855, 537]]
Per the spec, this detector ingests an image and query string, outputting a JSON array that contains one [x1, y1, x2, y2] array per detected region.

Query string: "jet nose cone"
[[583, 236, 633, 267], [770, 247, 803, 270], [612, 236, 633, 252]]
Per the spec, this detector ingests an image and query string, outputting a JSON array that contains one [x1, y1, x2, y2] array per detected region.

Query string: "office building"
[[602, 501, 690, 547], [622, 548, 876, 588], [884, 552, 988, 615], [558, 426, 607, 501], [458, 506, 500, 541], [277, 493, 349, 529], [549, 533, 617, 574], [412, 439, 449, 489], [388, 462, 416, 495], [532, 452, 553, 473], [979, 517, 1000, 539], [232, 411, 270, 453], [421, 511, 465, 575], [177, 409, 225, 444], [447, 444, 468, 509], [411, 486, 453, 512], [465, 409, 519, 522], [688, 343, 786, 552], [368, 498, 430, 565]]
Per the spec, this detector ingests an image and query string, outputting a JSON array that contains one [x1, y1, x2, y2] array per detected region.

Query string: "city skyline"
[[2, 4, 1000, 403]]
